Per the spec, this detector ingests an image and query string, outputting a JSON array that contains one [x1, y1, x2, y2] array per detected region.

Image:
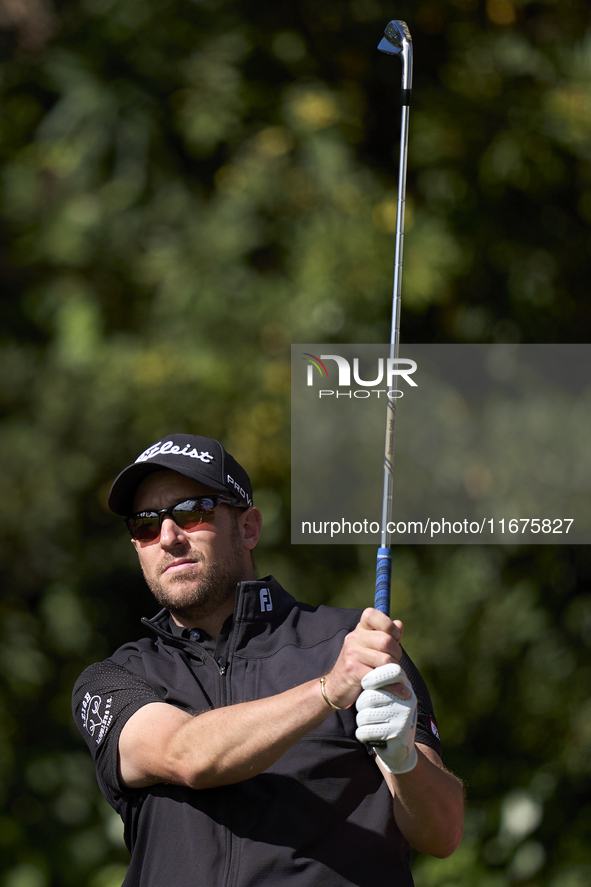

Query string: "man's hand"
[[355, 663, 418, 774], [321, 608, 407, 710], [324, 613, 463, 856]]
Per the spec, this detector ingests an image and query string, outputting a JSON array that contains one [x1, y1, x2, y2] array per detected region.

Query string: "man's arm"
[[375, 743, 464, 858], [118, 679, 337, 790], [119, 607, 404, 790]]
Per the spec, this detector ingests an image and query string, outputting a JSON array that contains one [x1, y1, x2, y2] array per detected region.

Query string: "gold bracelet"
[[320, 676, 343, 711]]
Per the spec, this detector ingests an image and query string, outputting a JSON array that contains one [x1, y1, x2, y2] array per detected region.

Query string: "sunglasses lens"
[[128, 516, 161, 542], [173, 498, 216, 531]]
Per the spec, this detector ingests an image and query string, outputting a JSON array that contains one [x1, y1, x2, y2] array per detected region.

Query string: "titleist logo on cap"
[[136, 441, 215, 464]]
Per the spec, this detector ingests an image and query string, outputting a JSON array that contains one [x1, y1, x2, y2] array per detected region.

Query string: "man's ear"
[[239, 507, 263, 551]]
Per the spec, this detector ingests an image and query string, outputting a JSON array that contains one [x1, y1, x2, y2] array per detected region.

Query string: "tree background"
[[1, 0, 590, 885]]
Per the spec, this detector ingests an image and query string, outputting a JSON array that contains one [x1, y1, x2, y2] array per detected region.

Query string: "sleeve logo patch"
[[430, 716, 440, 740], [81, 692, 113, 746]]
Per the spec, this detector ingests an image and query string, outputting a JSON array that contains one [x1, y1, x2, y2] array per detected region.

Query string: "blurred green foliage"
[[0, 0, 590, 884]]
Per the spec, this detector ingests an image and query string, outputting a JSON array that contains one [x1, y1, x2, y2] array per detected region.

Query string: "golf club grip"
[[374, 547, 392, 615]]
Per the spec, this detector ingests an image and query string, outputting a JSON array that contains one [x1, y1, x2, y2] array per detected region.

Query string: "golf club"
[[375, 20, 413, 618]]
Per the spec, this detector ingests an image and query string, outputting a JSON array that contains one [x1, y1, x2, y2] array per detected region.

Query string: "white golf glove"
[[355, 663, 418, 774]]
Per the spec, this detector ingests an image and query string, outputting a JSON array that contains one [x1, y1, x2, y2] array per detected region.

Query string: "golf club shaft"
[[374, 23, 412, 617]]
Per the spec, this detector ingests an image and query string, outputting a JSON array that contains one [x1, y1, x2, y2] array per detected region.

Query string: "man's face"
[[130, 470, 257, 625]]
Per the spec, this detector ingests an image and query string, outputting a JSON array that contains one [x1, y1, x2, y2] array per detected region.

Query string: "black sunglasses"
[[125, 496, 245, 542]]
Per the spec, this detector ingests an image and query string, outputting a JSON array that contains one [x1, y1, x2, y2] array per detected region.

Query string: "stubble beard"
[[142, 525, 246, 624]]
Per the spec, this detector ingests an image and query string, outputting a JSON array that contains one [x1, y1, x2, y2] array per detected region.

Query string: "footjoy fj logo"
[[302, 353, 418, 399], [260, 588, 273, 612]]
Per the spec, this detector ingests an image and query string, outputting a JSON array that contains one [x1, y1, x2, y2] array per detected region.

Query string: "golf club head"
[[378, 20, 413, 94]]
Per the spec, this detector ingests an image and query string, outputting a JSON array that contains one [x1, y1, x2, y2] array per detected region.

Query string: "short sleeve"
[[400, 649, 443, 759], [72, 659, 164, 809]]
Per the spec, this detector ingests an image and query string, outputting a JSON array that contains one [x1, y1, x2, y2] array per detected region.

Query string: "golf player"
[[73, 433, 463, 886]]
